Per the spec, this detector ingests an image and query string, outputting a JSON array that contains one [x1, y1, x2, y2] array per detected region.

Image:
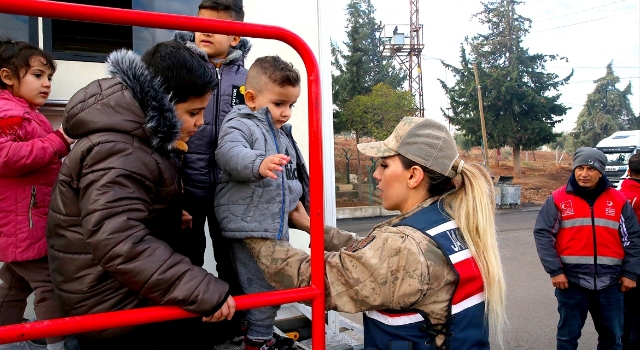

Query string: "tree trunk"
[[513, 144, 521, 174], [355, 131, 363, 200]]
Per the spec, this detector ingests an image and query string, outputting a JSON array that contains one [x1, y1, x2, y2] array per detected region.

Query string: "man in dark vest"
[[534, 147, 640, 350]]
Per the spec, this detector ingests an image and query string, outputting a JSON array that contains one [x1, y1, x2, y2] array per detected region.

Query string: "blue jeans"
[[556, 282, 624, 350]]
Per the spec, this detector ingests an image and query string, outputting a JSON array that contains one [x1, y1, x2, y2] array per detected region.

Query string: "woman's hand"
[[289, 201, 310, 233], [202, 296, 236, 322]]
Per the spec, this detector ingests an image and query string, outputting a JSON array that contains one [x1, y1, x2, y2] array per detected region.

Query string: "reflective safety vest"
[[363, 203, 489, 350], [552, 185, 628, 289]]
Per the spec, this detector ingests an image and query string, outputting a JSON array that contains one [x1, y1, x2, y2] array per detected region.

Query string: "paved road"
[[12, 209, 598, 348], [337, 208, 599, 350]]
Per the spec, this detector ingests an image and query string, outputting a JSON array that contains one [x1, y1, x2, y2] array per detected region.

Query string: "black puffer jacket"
[[172, 31, 251, 197], [46, 49, 229, 340]]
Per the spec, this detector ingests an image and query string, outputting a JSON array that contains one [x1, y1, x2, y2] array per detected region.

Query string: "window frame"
[[41, 18, 120, 62]]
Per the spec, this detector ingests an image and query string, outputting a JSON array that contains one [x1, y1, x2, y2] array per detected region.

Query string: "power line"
[[533, 10, 639, 33], [471, 9, 638, 46], [536, 0, 630, 23], [563, 76, 640, 84], [546, 66, 640, 69]]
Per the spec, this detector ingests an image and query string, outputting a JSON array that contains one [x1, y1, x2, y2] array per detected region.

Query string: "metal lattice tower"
[[381, 0, 424, 117]]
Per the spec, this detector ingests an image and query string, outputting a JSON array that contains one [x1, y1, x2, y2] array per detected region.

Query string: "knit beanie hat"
[[572, 147, 607, 175]]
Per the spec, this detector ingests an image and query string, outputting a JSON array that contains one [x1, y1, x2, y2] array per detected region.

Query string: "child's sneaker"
[[243, 333, 297, 350]]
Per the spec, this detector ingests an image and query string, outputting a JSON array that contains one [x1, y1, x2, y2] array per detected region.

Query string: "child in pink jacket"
[[0, 39, 74, 350]]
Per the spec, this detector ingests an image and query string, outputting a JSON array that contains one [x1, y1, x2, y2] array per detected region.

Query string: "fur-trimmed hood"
[[63, 49, 180, 151], [172, 31, 252, 64]]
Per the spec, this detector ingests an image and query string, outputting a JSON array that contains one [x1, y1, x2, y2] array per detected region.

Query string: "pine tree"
[[332, 0, 406, 196], [439, 0, 572, 174], [332, 0, 405, 134], [571, 62, 637, 147]]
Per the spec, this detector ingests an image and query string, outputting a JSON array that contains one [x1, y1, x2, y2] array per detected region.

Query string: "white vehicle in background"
[[595, 130, 640, 186]]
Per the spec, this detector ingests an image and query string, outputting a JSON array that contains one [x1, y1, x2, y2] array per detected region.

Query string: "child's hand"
[[202, 295, 236, 322], [58, 126, 76, 145], [259, 154, 290, 179], [181, 210, 192, 229], [289, 201, 310, 233]]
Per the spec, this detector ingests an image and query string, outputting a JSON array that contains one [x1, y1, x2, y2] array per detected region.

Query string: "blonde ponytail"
[[442, 160, 507, 347]]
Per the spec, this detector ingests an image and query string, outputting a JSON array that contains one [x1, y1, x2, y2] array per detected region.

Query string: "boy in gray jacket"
[[215, 56, 309, 350]]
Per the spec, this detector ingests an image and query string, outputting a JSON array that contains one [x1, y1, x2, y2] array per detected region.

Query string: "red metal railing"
[[0, 0, 325, 348]]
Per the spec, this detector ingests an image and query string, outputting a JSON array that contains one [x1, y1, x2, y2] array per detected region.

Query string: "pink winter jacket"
[[0, 89, 70, 262]]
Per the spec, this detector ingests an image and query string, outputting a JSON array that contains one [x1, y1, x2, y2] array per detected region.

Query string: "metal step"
[[213, 303, 364, 350]]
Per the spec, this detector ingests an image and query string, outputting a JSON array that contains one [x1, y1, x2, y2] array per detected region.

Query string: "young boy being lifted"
[[215, 55, 309, 350]]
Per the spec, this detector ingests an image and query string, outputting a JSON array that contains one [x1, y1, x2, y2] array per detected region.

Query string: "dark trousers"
[[175, 195, 242, 294], [0, 258, 65, 344], [556, 282, 624, 350], [171, 194, 245, 339], [623, 286, 640, 349]]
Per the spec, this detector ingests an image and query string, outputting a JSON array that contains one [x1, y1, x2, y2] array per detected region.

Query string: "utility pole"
[[380, 0, 424, 117], [408, 0, 423, 117], [473, 63, 489, 169]]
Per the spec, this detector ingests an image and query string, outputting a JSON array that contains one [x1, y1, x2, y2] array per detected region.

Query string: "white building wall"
[[7, 1, 339, 322], [49, 2, 319, 162], [48, 1, 336, 226]]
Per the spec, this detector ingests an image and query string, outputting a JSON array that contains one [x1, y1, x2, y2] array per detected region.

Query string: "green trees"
[[570, 62, 637, 148], [332, 0, 407, 195], [342, 83, 416, 141], [339, 83, 415, 197], [439, 0, 572, 174], [332, 0, 405, 134]]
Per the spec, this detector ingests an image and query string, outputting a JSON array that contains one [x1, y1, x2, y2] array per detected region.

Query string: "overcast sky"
[[328, 0, 640, 133]]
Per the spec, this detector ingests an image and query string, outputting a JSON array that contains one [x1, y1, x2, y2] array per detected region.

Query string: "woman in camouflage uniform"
[[244, 117, 507, 350]]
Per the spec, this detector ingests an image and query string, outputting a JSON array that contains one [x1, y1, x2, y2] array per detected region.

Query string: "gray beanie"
[[572, 147, 607, 175]]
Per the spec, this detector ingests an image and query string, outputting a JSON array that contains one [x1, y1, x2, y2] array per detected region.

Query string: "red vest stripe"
[[427, 221, 486, 315], [451, 256, 485, 307]]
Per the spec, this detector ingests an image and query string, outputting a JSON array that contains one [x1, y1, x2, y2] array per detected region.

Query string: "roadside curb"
[[498, 206, 541, 213], [337, 205, 541, 219], [336, 206, 400, 219]]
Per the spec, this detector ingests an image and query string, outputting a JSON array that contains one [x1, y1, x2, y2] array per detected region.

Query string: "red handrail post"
[[0, 1, 325, 348]]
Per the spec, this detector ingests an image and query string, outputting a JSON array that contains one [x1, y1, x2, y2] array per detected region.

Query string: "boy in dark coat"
[[47, 41, 234, 349]]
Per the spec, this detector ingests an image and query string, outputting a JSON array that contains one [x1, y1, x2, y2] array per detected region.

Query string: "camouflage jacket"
[[244, 197, 458, 347]]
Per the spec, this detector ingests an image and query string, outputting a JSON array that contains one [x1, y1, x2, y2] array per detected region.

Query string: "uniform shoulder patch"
[[344, 234, 376, 252]]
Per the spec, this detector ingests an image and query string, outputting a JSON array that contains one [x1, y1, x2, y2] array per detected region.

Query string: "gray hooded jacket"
[[214, 105, 310, 240]]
